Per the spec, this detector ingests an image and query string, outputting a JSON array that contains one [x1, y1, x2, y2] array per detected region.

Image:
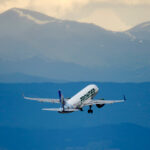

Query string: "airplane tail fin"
[[58, 90, 65, 111]]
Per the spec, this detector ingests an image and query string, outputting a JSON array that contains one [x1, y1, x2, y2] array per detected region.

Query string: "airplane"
[[23, 84, 126, 114]]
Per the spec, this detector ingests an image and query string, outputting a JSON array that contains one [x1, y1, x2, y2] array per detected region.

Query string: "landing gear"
[[80, 108, 83, 111], [88, 109, 93, 113], [88, 105, 93, 114]]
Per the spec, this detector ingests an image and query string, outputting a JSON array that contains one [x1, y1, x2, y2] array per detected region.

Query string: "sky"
[[0, 0, 150, 31]]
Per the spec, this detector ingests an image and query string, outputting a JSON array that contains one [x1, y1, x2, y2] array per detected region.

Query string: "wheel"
[[88, 109, 93, 113], [80, 108, 83, 111]]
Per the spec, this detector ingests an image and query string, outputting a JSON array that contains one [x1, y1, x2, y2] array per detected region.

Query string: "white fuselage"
[[65, 84, 99, 109]]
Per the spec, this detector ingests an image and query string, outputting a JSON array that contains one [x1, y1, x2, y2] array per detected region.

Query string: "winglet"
[[123, 95, 127, 101]]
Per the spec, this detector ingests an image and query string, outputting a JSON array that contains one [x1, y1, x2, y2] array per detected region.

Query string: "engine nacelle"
[[96, 104, 105, 108], [96, 98, 105, 108]]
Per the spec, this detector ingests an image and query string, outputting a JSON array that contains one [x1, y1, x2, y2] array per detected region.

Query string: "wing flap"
[[64, 108, 79, 112]]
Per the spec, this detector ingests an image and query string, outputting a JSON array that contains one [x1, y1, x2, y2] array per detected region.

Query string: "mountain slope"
[[0, 8, 150, 82], [0, 72, 66, 83], [127, 21, 150, 40]]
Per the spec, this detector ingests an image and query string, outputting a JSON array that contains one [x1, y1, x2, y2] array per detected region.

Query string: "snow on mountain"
[[1, 8, 59, 23], [127, 21, 150, 41], [129, 21, 150, 32], [0, 8, 150, 82], [12, 8, 50, 24]]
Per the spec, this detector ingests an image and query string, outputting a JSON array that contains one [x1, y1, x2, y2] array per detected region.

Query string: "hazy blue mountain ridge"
[[0, 72, 66, 83]]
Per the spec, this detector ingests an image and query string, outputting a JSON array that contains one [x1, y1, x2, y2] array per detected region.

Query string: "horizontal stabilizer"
[[42, 108, 79, 112], [42, 108, 62, 111]]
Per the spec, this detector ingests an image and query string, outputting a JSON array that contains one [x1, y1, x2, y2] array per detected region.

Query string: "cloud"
[[0, 0, 150, 31], [78, 9, 131, 31], [13, 8, 50, 24], [0, 0, 30, 13], [1, 0, 150, 14], [94, 0, 150, 5], [28, 0, 90, 18]]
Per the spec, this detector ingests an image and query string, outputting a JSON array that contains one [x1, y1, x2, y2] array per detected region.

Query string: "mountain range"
[[0, 8, 150, 82]]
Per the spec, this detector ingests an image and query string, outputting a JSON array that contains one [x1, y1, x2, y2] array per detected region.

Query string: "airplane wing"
[[24, 96, 60, 103], [83, 99, 125, 106]]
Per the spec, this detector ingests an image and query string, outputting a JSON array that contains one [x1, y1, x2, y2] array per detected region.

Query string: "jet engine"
[[96, 98, 105, 108], [96, 104, 105, 108]]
